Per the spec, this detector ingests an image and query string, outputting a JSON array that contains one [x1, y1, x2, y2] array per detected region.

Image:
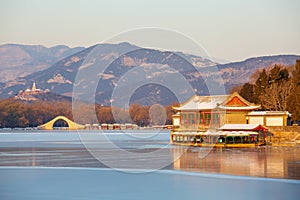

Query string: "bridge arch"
[[38, 116, 85, 130]]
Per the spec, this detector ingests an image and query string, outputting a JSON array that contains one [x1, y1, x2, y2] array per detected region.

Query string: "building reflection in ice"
[[171, 146, 300, 179]]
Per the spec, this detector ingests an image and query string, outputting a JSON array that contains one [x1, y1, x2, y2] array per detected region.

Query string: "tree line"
[[0, 98, 178, 128], [232, 59, 300, 122]]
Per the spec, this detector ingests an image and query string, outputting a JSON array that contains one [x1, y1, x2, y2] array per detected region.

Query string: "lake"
[[0, 130, 299, 200]]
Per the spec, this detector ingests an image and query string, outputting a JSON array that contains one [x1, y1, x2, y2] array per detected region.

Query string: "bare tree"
[[259, 81, 293, 111]]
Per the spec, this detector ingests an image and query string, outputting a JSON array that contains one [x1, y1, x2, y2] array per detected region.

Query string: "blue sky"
[[0, 0, 299, 61]]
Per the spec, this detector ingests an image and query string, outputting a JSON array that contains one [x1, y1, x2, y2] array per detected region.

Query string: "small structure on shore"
[[14, 82, 50, 101], [83, 123, 139, 130], [247, 111, 292, 126]]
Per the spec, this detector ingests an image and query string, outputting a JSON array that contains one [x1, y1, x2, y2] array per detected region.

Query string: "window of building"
[[204, 113, 211, 125], [181, 111, 220, 127], [188, 113, 195, 125], [181, 113, 187, 125]]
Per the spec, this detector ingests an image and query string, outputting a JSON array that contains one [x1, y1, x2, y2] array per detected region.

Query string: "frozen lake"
[[1, 167, 299, 200], [0, 130, 299, 199]]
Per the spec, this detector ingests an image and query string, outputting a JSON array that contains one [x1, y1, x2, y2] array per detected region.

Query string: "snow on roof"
[[219, 131, 259, 136], [171, 131, 258, 136], [247, 111, 291, 116], [218, 105, 261, 110], [173, 95, 228, 110], [174, 93, 260, 111], [219, 124, 267, 131]]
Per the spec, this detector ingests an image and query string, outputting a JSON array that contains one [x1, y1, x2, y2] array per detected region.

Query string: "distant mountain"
[[205, 55, 300, 90], [173, 52, 218, 67], [0, 43, 218, 105], [0, 42, 298, 106], [0, 44, 85, 82]]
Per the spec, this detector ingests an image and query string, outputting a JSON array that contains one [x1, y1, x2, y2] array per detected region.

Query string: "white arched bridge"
[[37, 116, 85, 130]]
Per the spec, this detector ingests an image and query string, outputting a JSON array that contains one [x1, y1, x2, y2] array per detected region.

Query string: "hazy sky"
[[0, 0, 299, 61]]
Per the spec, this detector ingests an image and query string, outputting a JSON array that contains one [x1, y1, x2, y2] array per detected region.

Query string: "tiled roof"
[[219, 124, 267, 131], [173, 92, 260, 111], [218, 105, 261, 110], [173, 95, 228, 110], [247, 111, 291, 116]]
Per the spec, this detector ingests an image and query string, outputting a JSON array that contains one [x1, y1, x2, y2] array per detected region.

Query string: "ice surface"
[[0, 167, 299, 200]]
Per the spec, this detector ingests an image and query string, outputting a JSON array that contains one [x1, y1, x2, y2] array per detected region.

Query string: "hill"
[[0, 44, 85, 82], [202, 54, 299, 90]]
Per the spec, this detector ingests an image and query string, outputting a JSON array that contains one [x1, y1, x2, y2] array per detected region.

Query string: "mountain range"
[[0, 42, 298, 106], [0, 44, 85, 82]]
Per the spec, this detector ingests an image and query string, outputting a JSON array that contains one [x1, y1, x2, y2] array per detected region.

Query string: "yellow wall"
[[224, 111, 247, 124], [248, 115, 288, 126], [249, 116, 264, 125]]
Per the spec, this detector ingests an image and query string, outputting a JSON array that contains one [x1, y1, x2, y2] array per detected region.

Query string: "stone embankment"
[[267, 126, 300, 146]]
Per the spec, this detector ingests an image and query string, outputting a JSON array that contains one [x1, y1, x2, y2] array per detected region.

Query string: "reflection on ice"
[[171, 147, 300, 179]]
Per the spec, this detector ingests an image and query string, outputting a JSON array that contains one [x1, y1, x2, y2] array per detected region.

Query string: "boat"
[[170, 130, 261, 148]]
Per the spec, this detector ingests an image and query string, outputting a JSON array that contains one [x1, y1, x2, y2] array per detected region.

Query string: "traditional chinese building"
[[172, 92, 261, 131], [170, 92, 266, 147]]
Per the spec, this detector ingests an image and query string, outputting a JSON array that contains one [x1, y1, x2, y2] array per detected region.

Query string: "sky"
[[0, 0, 299, 61]]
